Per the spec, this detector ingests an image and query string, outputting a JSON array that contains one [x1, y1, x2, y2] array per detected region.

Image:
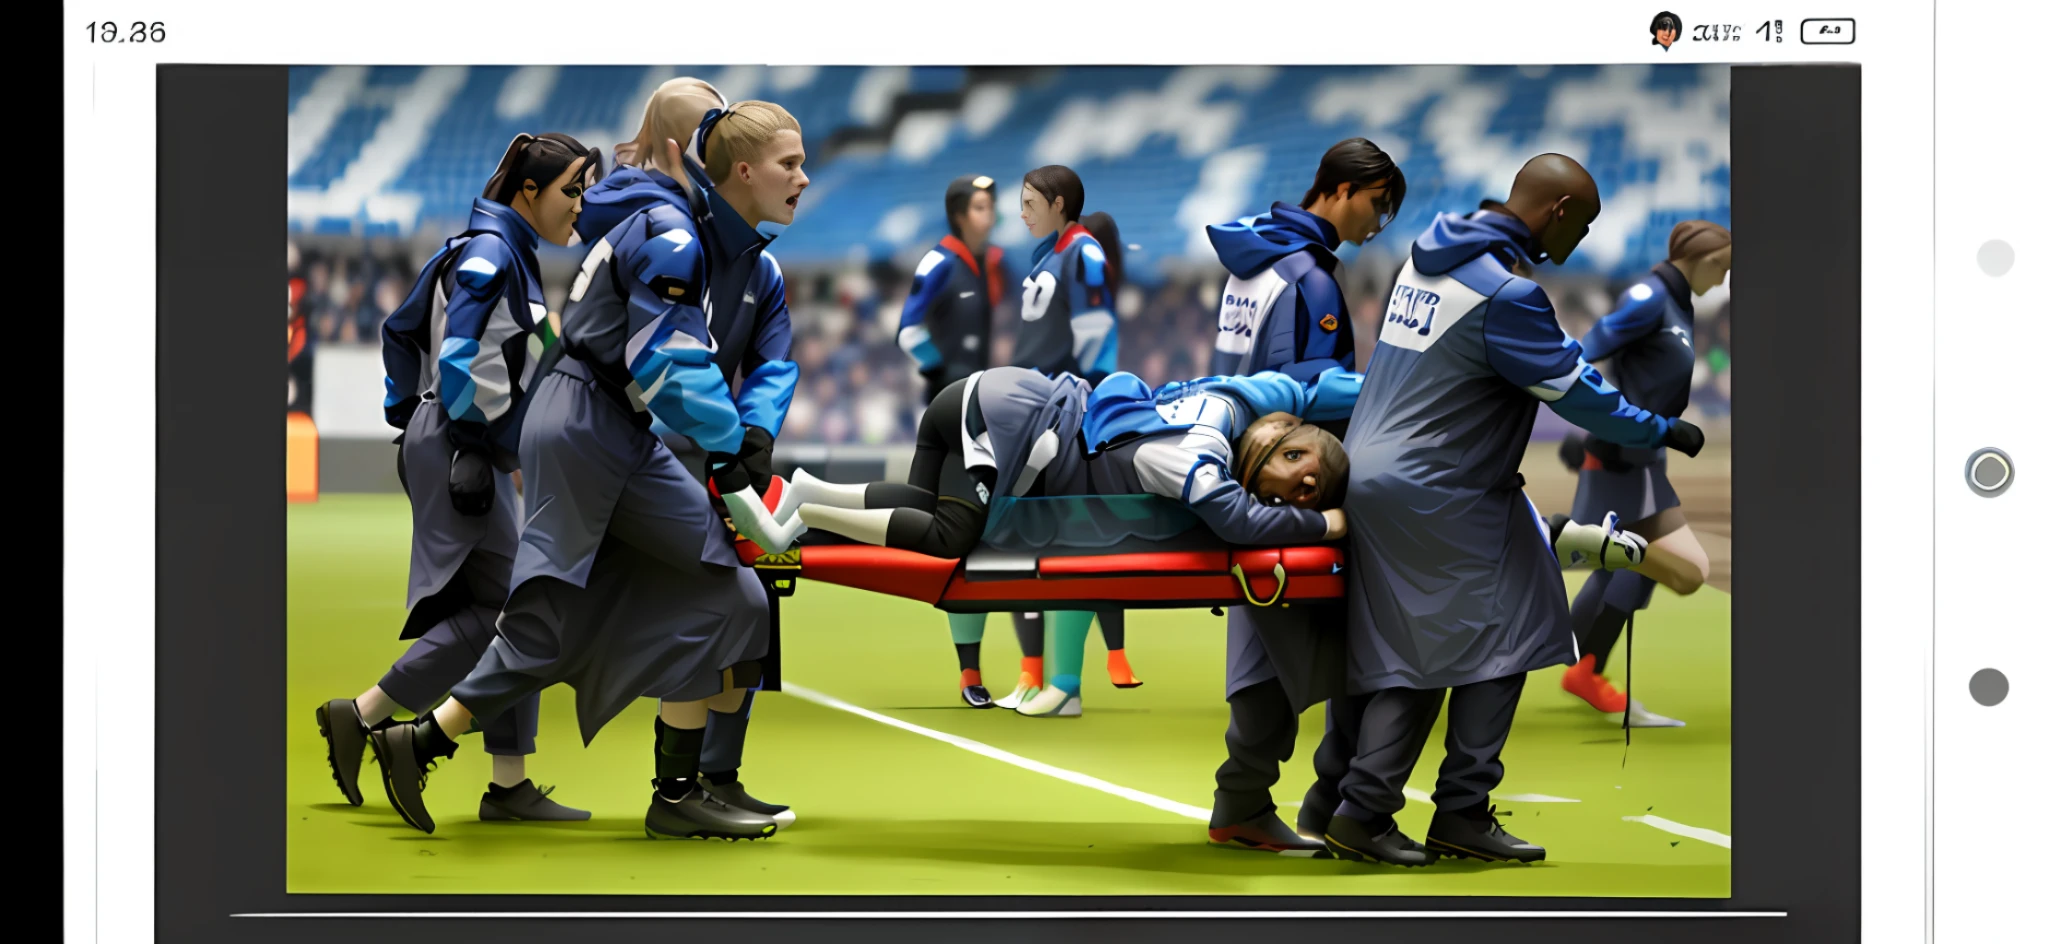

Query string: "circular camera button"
[[1967, 448, 2013, 496]]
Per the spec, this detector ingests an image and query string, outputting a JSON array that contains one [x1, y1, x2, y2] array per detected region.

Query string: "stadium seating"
[[287, 64, 1730, 281]]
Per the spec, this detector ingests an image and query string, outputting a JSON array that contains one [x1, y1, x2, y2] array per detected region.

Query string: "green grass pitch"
[[287, 495, 1730, 897]]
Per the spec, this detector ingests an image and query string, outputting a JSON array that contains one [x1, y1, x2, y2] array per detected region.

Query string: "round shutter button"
[[1967, 448, 2013, 496]]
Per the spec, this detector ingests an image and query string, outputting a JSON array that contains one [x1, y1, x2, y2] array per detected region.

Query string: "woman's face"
[[1020, 184, 1063, 240], [521, 157, 590, 247], [1242, 418, 1327, 509], [1687, 246, 1732, 294], [731, 129, 809, 227], [958, 190, 996, 245]]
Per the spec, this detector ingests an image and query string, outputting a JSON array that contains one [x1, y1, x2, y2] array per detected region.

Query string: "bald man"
[[1309, 154, 1704, 866]]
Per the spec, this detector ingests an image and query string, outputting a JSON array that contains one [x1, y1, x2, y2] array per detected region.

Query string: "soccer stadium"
[[286, 63, 1732, 896]]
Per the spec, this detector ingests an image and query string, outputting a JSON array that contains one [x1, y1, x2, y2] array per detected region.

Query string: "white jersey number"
[[1019, 271, 1059, 323]]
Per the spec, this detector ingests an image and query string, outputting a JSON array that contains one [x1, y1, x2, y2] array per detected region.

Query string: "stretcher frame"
[[733, 476, 1348, 612]]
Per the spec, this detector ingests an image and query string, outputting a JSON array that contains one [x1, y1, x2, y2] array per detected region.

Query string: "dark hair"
[[1022, 165, 1085, 225], [1299, 137, 1405, 221], [944, 174, 997, 239], [1081, 212, 1122, 294], [484, 132, 600, 205], [1651, 12, 1681, 39]]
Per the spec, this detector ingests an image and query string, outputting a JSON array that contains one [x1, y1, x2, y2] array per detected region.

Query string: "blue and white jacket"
[[1012, 222, 1118, 384], [1576, 260, 1697, 423], [381, 198, 550, 465], [559, 161, 798, 456], [1206, 203, 1353, 381]]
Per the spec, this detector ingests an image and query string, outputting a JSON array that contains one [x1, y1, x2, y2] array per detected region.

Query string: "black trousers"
[[1210, 679, 1299, 827], [1334, 673, 1528, 819]]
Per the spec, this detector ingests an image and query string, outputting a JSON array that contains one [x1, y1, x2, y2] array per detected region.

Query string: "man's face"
[[1339, 183, 1394, 244], [1241, 416, 1328, 509], [958, 190, 996, 244], [1656, 27, 1678, 47], [1540, 195, 1600, 263]]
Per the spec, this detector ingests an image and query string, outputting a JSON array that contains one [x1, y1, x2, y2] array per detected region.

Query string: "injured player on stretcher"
[[764, 366, 1641, 573]]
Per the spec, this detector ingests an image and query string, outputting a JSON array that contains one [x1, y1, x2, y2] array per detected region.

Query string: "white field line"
[[781, 682, 1208, 821]]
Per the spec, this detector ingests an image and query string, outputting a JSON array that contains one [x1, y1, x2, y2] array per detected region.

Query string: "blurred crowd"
[[290, 237, 1732, 445]]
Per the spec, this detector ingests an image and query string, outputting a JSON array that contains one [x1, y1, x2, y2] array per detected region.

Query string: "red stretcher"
[[730, 476, 1348, 612]]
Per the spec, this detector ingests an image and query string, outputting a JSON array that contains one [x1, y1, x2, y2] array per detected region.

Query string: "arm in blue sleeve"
[[1482, 279, 1671, 449], [736, 254, 799, 435], [435, 235, 530, 424], [1276, 269, 1351, 382], [631, 304, 747, 457], [1181, 457, 1331, 546], [1578, 280, 1667, 362], [1070, 241, 1117, 381], [895, 250, 951, 372], [380, 246, 447, 429]]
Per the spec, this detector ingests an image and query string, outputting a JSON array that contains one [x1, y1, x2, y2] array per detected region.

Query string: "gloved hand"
[[1662, 418, 1705, 458], [1558, 432, 1587, 472], [736, 425, 777, 495], [448, 449, 496, 517]]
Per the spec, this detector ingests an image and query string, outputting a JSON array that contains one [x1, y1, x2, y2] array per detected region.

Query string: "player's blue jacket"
[[1206, 203, 1353, 381], [575, 164, 690, 246], [897, 235, 1005, 385], [1339, 209, 1682, 693], [560, 161, 799, 452], [1012, 222, 1118, 384], [381, 197, 550, 465], [1576, 260, 1697, 423], [558, 163, 797, 456]]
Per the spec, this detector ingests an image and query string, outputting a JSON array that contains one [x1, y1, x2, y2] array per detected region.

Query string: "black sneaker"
[[315, 699, 367, 806], [1320, 811, 1438, 867], [700, 778, 795, 828], [645, 784, 779, 841], [479, 780, 591, 822], [1425, 804, 1545, 863], [368, 722, 439, 834], [961, 685, 994, 709], [1208, 809, 1325, 856]]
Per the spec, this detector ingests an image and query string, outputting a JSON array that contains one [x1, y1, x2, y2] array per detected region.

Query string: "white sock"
[[798, 505, 896, 546], [492, 754, 526, 789], [354, 687, 398, 727], [776, 469, 871, 524]]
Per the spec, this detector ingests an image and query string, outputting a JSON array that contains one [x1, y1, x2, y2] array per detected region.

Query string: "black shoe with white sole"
[[700, 778, 795, 828], [1425, 804, 1545, 863], [1320, 812, 1438, 867], [644, 783, 779, 841], [961, 684, 994, 708], [315, 698, 367, 806]]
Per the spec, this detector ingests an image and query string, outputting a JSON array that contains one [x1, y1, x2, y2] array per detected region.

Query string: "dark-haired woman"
[[316, 132, 602, 825], [1559, 220, 1730, 725], [1007, 166, 1127, 716]]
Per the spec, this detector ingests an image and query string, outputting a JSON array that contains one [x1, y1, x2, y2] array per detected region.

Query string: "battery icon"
[[1801, 19, 1855, 44]]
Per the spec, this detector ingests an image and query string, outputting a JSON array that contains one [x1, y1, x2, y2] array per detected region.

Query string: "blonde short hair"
[[702, 101, 802, 185]]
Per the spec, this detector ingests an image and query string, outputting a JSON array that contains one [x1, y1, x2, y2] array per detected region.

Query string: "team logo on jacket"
[[1319, 313, 1340, 332]]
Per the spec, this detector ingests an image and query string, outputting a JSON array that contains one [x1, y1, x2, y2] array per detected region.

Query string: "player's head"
[[1506, 153, 1601, 264], [702, 101, 808, 228], [1236, 413, 1350, 511], [617, 77, 726, 173], [484, 132, 601, 247], [1081, 211, 1123, 295], [1300, 137, 1406, 245], [1652, 12, 1681, 47], [1021, 165, 1084, 239], [945, 175, 998, 246], [1669, 220, 1732, 294]]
